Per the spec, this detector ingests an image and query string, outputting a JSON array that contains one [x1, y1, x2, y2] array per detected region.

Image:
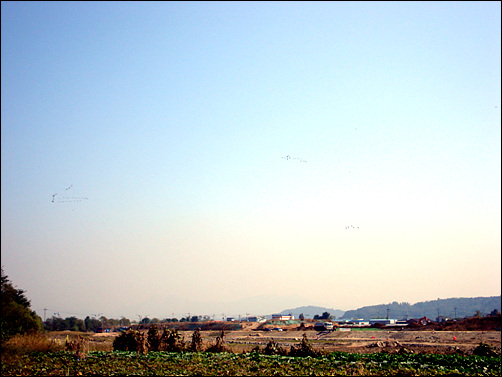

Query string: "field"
[[2, 349, 501, 376], [2, 328, 500, 376]]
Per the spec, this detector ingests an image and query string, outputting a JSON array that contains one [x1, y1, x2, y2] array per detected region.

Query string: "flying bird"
[[282, 155, 307, 162], [52, 184, 88, 204]]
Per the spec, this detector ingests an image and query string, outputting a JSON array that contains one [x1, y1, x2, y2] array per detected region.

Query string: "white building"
[[369, 318, 397, 325], [335, 319, 369, 327]]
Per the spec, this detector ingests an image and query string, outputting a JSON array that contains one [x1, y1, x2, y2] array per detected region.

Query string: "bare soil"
[[87, 328, 500, 355], [220, 329, 501, 355], [73, 316, 502, 355]]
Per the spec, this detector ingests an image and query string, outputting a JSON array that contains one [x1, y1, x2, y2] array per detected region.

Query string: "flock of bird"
[[345, 225, 359, 229], [281, 155, 307, 163], [52, 185, 88, 203]]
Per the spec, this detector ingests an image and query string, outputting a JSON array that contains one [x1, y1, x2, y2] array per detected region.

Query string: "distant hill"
[[278, 305, 345, 319], [340, 296, 501, 320]]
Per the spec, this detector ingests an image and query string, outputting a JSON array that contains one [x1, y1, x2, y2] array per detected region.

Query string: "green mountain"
[[340, 296, 501, 320], [279, 305, 345, 319]]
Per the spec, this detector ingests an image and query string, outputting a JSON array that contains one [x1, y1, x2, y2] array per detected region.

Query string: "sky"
[[2, 1, 501, 322]]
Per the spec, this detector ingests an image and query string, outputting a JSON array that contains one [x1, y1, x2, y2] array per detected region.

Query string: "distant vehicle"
[[314, 322, 333, 331], [114, 327, 130, 332], [273, 328, 283, 331], [324, 322, 334, 330], [264, 328, 272, 331]]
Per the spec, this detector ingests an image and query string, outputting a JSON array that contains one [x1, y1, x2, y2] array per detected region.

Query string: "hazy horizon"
[[2, 2, 500, 322]]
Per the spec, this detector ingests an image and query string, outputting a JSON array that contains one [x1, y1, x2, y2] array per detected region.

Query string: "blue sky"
[[2, 1, 500, 321]]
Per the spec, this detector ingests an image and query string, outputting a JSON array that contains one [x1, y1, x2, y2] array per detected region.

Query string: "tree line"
[[341, 297, 502, 320], [1, 268, 43, 341]]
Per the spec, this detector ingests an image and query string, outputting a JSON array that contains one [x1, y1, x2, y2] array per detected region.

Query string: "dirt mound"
[[367, 340, 402, 348]]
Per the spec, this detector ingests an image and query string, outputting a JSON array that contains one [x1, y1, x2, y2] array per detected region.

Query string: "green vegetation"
[[2, 349, 500, 376], [1, 268, 43, 342], [314, 311, 333, 320]]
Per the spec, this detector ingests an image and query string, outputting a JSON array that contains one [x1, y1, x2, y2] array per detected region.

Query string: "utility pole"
[[43, 308, 47, 322], [386, 308, 390, 320]]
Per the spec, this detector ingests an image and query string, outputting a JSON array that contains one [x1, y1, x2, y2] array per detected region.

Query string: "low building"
[[271, 314, 294, 321], [335, 319, 369, 327], [369, 319, 397, 326], [247, 316, 267, 322]]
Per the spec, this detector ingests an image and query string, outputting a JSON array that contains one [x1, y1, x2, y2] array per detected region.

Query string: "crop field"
[[2, 349, 501, 376], [1, 329, 501, 376]]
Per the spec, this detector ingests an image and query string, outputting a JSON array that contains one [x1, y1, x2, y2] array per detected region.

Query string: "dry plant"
[[160, 328, 186, 352], [205, 330, 228, 353], [190, 328, 203, 352], [113, 329, 147, 352], [135, 331, 148, 355], [147, 326, 161, 351], [65, 335, 89, 359], [288, 332, 321, 357], [2, 333, 63, 355], [263, 339, 288, 356]]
